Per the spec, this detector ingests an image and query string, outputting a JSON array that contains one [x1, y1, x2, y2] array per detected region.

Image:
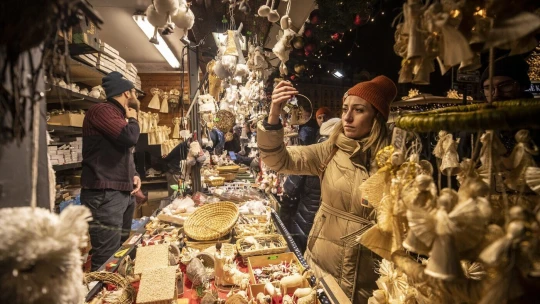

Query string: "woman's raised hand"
[[268, 81, 299, 125]]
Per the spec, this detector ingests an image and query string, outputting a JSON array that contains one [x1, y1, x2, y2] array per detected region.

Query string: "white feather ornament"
[[146, 4, 168, 44], [172, 5, 195, 30], [0, 206, 91, 304]]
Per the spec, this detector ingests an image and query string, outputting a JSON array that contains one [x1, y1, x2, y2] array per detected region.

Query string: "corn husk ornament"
[[478, 220, 528, 304], [477, 131, 508, 187], [358, 146, 411, 260], [222, 30, 239, 76], [402, 174, 438, 255], [503, 130, 539, 192], [172, 117, 181, 139], [148, 88, 162, 109], [433, 131, 460, 177], [160, 92, 169, 113], [484, 11, 540, 56]]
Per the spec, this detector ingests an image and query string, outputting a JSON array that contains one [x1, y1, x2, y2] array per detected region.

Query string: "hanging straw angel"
[[477, 130, 508, 187], [402, 174, 438, 255], [172, 117, 181, 139], [503, 129, 539, 192], [148, 88, 161, 110], [433, 131, 460, 176]]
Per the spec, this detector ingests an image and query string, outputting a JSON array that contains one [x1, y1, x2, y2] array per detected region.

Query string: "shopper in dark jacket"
[[457, 55, 537, 160], [81, 71, 141, 271], [163, 141, 189, 196], [279, 118, 340, 253]]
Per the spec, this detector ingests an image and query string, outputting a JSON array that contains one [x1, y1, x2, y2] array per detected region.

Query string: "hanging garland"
[[395, 99, 540, 132]]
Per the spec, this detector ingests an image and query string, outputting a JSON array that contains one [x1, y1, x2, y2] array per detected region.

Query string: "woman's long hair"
[[329, 111, 389, 156]]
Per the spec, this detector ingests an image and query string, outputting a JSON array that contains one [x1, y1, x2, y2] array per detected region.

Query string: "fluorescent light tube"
[[133, 15, 180, 68]]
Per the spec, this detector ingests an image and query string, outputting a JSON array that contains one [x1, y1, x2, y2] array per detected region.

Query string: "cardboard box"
[[70, 16, 100, 55], [48, 112, 85, 127], [247, 252, 305, 285], [58, 28, 73, 43], [141, 200, 161, 217]]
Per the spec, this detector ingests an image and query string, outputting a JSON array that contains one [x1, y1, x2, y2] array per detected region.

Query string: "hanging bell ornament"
[[354, 14, 362, 26], [294, 64, 306, 74], [291, 36, 305, 49]]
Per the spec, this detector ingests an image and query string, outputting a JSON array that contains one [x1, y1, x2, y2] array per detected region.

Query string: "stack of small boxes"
[[125, 63, 141, 90], [77, 53, 98, 67], [97, 42, 118, 74], [48, 137, 83, 166]]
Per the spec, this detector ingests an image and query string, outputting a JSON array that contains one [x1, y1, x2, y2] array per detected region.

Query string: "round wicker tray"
[[216, 165, 240, 173], [184, 202, 239, 241], [215, 110, 236, 132]]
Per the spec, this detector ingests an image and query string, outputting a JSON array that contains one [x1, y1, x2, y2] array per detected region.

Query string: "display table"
[[83, 190, 346, 304]]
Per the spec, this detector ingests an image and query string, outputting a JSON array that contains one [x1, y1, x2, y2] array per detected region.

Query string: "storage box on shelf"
[[48, 137, 83, 168], [48, 111, 85, 127], [70, 15, 100, 55]]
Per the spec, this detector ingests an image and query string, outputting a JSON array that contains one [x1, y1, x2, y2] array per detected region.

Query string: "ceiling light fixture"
[[132, 14, 180, 68], [332, 70, 345, 79]]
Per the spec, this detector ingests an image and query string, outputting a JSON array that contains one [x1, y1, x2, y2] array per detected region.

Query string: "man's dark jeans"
[[81, 189, 134, 271]]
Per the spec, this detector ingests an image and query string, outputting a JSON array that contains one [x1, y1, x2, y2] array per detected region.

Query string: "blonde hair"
[[360, 112, 388, 153]]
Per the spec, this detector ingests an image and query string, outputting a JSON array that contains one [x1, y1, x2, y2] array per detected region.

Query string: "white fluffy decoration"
[[221, 54, 238, 75], [213, 58, 229, 79], [154, 0, 180, 17], [146, 4, 168, 28], [172, 5, 195, 30], [234, 63, 249, 78], [0, 205, 91, 304]]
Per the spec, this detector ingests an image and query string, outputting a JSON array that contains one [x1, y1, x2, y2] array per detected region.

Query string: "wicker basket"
[[184, 202, 239, 241], [216, 165, 240, 173], [185, 233, 233, 251], [215, 110, 235, 132], [219, 172, 237, 182], [205, 177, 225, 187], [85, 272, 135, 304], [237, 167, 248, 174], [236, 234, 288, 258]]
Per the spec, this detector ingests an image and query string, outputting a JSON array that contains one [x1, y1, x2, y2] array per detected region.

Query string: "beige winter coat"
[[258, 121, 380, 303]]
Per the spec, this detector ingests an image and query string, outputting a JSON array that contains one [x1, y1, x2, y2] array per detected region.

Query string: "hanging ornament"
[[294, 63, 306, 74], [304, 43, 315, 53], [309, 9, 321, 25], [290, 75, 297, 81], [331, 33, 340, 41], [304, 28, 313, 38], [291, 36, 305, 49], [354, 14, 362, 26], [304, 50, 311, 56]]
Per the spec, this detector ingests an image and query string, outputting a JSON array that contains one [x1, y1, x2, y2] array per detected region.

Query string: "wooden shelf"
[[53, 162, 82, 171], [46, 84, 103, 108], [68, 57, 106, 87], [68, 57, 145, 96], [47, 125, 82, 135], [141, 178, 167, 185]]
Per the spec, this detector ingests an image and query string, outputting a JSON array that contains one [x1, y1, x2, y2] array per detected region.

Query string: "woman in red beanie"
[[257, 76, 397, 303]]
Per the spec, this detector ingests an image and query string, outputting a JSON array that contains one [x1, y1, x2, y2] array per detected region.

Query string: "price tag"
[[267, 255, 279, 260]]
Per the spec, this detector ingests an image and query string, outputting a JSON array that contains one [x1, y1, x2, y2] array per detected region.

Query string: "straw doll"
[[433, 130, 460, 176], [503, 129, 539, 192], [477, 130, 507, 187], [402, 174, 438, 255]]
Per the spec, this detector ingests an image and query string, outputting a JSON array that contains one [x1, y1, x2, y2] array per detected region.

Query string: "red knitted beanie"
[[344, 75, 397, 119]]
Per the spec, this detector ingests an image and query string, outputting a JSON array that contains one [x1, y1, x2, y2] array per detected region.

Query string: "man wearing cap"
[[81, 71, 141, 271], [458, 55, 536, 159]]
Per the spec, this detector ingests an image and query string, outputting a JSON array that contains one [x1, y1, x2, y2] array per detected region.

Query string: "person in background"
[[315, 107, 332, 127], [81, 71, 141, 271], [298, 105, 319, 146], [163, 141, 189, 197], [279, 117, 340, 253], [458, 55, 535, 159], [224, 125, 242, 153]]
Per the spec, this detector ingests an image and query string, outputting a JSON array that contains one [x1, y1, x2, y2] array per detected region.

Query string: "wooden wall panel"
[[138, 73, 190, 128]]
